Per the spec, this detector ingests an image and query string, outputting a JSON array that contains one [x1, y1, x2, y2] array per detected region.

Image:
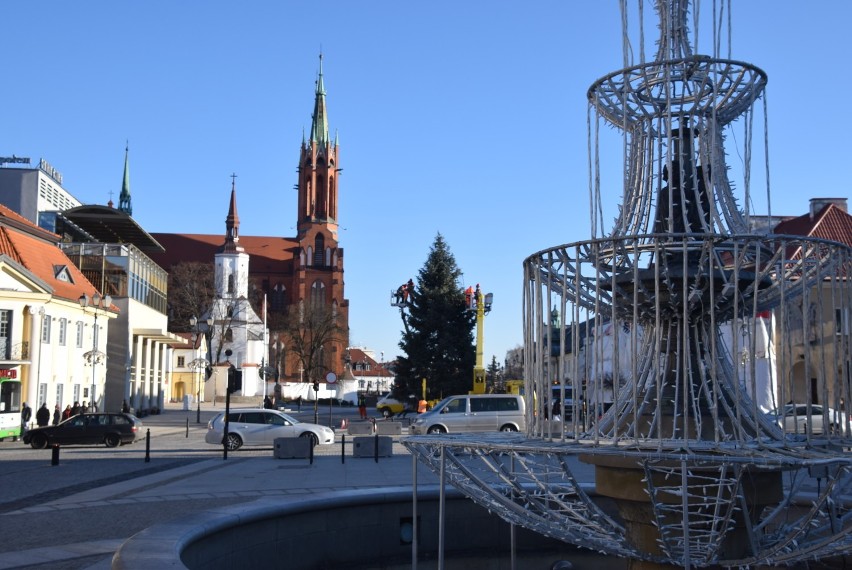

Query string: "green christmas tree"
[[395, 234, 475, 401]]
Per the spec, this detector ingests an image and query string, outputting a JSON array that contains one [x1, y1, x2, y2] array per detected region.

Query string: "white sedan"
[[768, 404, 848, 435], [206, 408, 335, 450]]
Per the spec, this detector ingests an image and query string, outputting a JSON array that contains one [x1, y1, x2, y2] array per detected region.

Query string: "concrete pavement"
[[0, 400, 438, 570]]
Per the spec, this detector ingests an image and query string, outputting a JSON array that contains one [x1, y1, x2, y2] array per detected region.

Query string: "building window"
[[227, 274, 235, 295], [0, 310, 9, 359], [311, 280, 326, 308], [177, 356, 185, 368], [58, 318, 67, 346], [314, 235, 325, 266], [76, 322, 84, 348], [42, 316, 51, 344]]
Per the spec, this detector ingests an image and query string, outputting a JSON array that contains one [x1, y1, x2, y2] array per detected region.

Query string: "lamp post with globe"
[[79, 293, 111, 412], [189, 316, 213, 424]]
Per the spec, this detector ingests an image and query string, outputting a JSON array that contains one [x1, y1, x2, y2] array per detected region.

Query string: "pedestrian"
[[398, 398, 415, 419], [71, 401, 80, 416], [20, 402, 32, 433], [36, 403, 50, 427], [81, 401, 88, 414], [357, 393, 367, 420], [263, 396, 274, 410], [122, 400, 130, 414], [417, 398, 427, 414], [52, 404, 61, 425], [62, 405, 72, 421], [297, 395, 302, 412]]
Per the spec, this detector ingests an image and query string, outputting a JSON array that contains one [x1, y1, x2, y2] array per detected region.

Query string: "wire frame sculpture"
[[404, 0, 852, 566]]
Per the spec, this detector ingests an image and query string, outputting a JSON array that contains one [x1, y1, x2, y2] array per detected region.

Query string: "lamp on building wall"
[[79, 293, 111, 412], [189, 316, 214, 424]]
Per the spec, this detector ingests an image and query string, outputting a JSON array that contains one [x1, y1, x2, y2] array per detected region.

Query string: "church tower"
[[215, 176, 249, 299], [291, 54, 349, 375], [118, 144, 132, 215]]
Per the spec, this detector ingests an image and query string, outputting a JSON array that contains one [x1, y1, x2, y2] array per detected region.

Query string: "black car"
[[23, 412, 143, 449]]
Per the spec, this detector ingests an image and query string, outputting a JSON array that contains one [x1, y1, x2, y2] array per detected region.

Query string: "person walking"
[[62, 405, 72, 421], [52, 404, 61, 425], [71, 401, 80, 416], [357, 393, 367, 420], [263, 396, 274, 410], [122, 400, 130, 414], [36, 403, 50, 427], [20, 402, 32, 434], [417, 398, 428, 414]]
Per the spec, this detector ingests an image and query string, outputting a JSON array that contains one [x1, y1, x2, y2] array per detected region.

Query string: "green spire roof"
[[119, 143, 132, 216], [310, 53, 329, 145]]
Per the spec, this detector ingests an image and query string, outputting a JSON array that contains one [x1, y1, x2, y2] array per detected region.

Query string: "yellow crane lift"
[[465, 284, 493, 394]]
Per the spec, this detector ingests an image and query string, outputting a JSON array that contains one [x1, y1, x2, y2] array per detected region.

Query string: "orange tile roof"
[[148, 233, 298, 274], [775, 204, 852, 247], [0, 204, 104, 305]]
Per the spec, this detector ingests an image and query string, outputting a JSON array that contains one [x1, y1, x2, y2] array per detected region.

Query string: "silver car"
[[767, 404, 848, 435], [205, 408, 335, 450]]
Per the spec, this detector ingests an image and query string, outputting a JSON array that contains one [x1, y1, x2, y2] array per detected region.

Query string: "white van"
[[409, 394, 525, 435]]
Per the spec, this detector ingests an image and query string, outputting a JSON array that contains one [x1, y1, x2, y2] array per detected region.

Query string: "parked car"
[[767, 404, 848, 435], [409, 394, 526, 435], [376, 393, 405, 418], [206, 408, 335, 450], [23, 413, 142, 449]]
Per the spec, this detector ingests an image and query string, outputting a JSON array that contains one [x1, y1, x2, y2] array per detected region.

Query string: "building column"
[[27, 307, 44, 411], [144, 338, 154, 411], [133, 335, 144, 412], [150, 341, 160, 411]]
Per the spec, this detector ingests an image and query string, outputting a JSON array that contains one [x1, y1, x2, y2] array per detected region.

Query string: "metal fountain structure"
[[404, 1, 852, 567]]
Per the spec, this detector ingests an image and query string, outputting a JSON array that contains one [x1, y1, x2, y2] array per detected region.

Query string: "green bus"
[[0, 372, 22, 440]]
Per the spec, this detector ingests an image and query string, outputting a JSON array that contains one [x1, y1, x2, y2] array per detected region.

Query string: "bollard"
[[145, 428, 151, 463], [341, 434, 346, 464], [374, 433, 379, 463], [309, 438, 314, 465], [186, 417, 189, 438], [51, 444, 59, 466]]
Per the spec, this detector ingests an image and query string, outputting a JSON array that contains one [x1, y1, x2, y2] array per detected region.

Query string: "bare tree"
[[167, 262, 215, 332], [281, 302, 345, 388]]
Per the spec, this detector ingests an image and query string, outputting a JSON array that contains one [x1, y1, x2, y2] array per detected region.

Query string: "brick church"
[[148, 55, 349, 390]]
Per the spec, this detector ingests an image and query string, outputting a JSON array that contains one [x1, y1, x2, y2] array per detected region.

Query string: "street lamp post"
[[79, 293, 112, 412], [189, 316, 213, 424]]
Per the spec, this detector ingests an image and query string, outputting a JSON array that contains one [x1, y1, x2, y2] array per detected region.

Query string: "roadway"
[[0, 399, 428, 570]]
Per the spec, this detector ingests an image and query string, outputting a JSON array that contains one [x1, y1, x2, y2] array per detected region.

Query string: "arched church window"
[[314, 234, 325, 266], [225, 327, 233, 342], [227, 304, 234, 318], [325, 247, 331, 266], [227, 274, 235, 295], [271, 283, 286, 312], [332, 250, 338, 267], [311, 280, 326, 308], [300, 250, 306, 266], [306, 246, 313, 266]]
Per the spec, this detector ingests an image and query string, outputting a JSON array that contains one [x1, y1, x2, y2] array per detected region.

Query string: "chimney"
[[810, 197, 848, 219]]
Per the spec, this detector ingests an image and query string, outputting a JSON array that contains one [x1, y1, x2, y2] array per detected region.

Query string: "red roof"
[[148, 233, 298, 275], [774, 203, 852, 247], [0, 204, 104, 304]]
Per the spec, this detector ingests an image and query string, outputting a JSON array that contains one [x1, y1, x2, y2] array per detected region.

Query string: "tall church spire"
[[311, 53, 329, 146], [220, 173, 243, 253], [297, 55, 340, 240], [118, 143, 132, 215]]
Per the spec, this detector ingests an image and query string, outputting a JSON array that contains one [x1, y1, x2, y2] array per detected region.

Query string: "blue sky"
[[4, 2, 851, 368]]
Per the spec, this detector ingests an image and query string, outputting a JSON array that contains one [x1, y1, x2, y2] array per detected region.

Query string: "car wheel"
[[30, 433, 48, 449], [500, 424, 518, 432], [299, 431, 319, 447], [380, 407, 392, 418], [426, 425, 446, 434], [225, 433, 243, 451], [104, 433, 121, 448]]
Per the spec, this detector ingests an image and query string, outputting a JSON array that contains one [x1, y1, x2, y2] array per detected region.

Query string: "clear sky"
[[4, 1, 851, 368]]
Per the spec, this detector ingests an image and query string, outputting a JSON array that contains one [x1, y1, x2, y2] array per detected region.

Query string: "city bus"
[[0, 371, 22, 440]]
